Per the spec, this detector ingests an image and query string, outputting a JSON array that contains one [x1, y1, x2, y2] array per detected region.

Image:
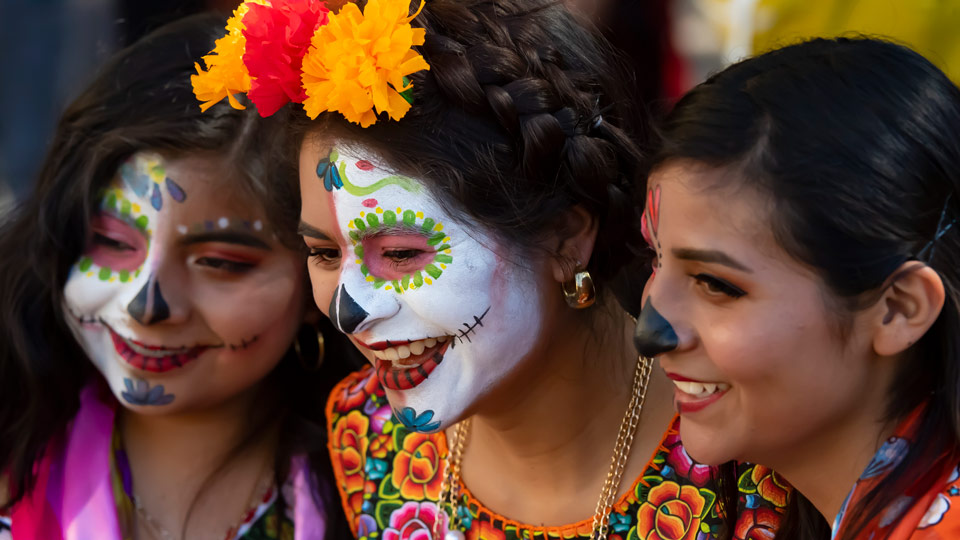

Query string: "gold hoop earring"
[[562, 265, 596, 309], [293, 325, 325, 371]]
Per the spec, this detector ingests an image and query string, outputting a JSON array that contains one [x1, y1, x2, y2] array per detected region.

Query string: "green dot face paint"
[[301, 143, 547, 433]]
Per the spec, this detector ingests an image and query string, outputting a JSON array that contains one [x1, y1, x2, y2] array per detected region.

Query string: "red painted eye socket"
[[362, 233, 436, 281], [87, 213, 148, 271]]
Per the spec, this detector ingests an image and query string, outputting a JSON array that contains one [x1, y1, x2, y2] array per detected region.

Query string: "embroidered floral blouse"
[[326, 367, 789, 540]]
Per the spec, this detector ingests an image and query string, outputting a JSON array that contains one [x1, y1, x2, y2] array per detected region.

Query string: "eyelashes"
[[690, 273, 746, 299]]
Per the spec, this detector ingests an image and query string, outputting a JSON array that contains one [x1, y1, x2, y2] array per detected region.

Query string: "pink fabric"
[[12, 384, 121, 540], [11, 383, 328, 539]]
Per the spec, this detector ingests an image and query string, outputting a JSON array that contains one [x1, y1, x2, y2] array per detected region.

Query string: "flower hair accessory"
[[191, 0, 429, 126]]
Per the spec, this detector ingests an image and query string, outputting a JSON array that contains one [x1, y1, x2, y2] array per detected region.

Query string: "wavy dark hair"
[[300, 0, 647, 301], [0, 13, 358, 540], [653, 37, 960, 540]]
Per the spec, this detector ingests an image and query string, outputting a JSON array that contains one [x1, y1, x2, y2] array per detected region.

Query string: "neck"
[[760, 383, 897, 526], [458, 299, 676, 524], [119, 383, 278, 537]]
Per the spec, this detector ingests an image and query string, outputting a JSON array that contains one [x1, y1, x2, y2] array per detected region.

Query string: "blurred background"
[[2, 0, 959, 212]]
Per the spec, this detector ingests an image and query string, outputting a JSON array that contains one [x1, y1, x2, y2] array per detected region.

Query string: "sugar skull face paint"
[[64, 152, 305, 413], [299, 142, 543, 432]]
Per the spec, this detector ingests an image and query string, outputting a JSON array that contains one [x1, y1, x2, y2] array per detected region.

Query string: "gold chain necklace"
[[432, 356, 654, 540]]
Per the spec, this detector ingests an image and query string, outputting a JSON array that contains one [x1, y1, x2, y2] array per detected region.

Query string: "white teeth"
[[424, 338, 437, 348], [371, 336, 451, 365], [673, 380, 730, 397], [124, 338, 180, 358], [397, 345, 411, 359], [438, 336, 448, 343], [409, 341, 426, 355], [384, 348, 399, 361]]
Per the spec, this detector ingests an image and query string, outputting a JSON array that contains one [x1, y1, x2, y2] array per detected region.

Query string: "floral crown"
[[191, 0, 430, 127]]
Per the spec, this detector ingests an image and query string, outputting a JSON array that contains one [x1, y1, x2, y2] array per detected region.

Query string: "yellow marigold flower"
[[191, 0, 269, 112], [301, 0, 430, 127]]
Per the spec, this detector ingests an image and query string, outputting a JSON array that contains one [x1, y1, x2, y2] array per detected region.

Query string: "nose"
[[634, 297, 679, 357], [329, 285, 368, 334], [127, 274, 170, 325]]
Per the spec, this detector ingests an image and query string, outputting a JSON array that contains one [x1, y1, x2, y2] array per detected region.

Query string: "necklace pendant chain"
[[432, 356, 654, 540]]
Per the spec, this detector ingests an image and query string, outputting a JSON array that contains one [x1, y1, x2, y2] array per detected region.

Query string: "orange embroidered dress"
[[326, 367, 788, 540]]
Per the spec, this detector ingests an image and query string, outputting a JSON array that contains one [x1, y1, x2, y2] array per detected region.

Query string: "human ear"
[[872, 262, 946, 356], [547, 205, 599, 283]]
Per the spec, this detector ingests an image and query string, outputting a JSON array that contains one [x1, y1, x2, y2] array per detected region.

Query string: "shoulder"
[[914, 465, 960, 538]]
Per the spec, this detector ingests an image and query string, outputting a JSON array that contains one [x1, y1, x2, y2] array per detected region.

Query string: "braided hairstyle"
[[310, 0, 647, 294]]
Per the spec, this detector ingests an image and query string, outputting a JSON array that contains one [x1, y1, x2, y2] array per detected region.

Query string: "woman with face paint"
[[0, 13, 362, 540], [186, 0, 789, 538], [639, 37, 960, 539]]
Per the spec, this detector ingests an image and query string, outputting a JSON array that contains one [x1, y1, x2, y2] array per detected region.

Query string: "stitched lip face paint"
[[63, 152, 305, 412], [300, 141, 544, 432]]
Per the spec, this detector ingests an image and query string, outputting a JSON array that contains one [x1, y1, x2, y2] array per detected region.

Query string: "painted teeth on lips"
[[672, 381, 731, 398], [372, 336, 448, 364]]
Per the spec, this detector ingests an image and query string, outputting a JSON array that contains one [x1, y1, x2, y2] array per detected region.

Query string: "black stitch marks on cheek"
[[634, 298, 678, 357], [452, 306, 491, 348]]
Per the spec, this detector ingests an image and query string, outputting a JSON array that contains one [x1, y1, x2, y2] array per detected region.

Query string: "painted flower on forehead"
[[242, 0, 330, 116], [301, 0, 430, 126], [191, 0, 269, 112]]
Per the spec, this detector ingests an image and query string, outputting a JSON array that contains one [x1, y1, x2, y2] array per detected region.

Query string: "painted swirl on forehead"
[[316, 147, 422, 195]]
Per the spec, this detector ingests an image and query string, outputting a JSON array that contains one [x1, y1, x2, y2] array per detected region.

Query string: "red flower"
[[383, 501, 447, 540], [334, 369, 380, 413], [734, 507, 781, 540], [242, 0, 329, 116], [637, 482, 707, 540], [466, 520, 506, 540], [751, 466, 791, 508]]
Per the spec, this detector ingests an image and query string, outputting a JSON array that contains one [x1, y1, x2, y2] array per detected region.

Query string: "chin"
[[679, 422, 739, 466]]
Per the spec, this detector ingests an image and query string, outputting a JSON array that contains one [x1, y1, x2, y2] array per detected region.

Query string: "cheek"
[[307, 263, 339, 317], [199, 265, 305, 341], [63, 268, 131, 315]]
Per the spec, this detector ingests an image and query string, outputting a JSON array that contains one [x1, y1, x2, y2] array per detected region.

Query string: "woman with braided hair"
[[190, 0, 787, 538]]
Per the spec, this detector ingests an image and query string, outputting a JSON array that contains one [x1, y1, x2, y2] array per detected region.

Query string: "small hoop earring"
[[562, 265, 596, 309], [293, 325, 325, 371]]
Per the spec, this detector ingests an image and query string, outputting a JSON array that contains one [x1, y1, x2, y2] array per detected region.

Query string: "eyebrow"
[[298, 221, 332, 240], [672, 248, 753, 272], [180, 231, 270, 249]]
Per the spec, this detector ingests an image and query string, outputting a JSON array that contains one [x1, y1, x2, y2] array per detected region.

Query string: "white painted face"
[[64, 151, 305, 413], [300, 141, 543, 432]]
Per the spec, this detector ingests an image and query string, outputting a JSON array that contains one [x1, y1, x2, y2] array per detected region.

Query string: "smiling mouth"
[[671, 380, 731, 414], [368, 337, 451, 391], [108, 327, 212, 373]]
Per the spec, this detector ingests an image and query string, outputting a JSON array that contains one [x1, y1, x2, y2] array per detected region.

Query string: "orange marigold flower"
[[191, 0, 270, 112], [301, 0, 430, 126]]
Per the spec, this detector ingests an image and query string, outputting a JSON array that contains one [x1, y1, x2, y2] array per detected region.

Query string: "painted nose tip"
[[329, 285, 369, 334], [633, 298, 678, 357], [127, 279, 170, 325]]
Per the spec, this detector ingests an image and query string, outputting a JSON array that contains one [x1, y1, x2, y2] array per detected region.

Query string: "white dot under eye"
[[176, 225, 187, 235], [253, 220, 263, 231], [218, 217, 229, 229]]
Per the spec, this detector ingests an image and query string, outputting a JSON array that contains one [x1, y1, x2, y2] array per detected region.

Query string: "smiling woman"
[[640, 37, 960, 540], [0, 13, 360, 540]]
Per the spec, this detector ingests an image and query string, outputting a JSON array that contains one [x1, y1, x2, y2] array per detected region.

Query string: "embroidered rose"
[[383, 501, 448, 540], [466, 519, 506, 540], [734, 507, 781, 540], [750, 466, 790, 508], [663, 430, 714, 487], [392, 432, 444, 500], [637, 481, 707, 540], [370, 433, 394, 459], [331, 410, 370, 513], [335, 369, 381, 412]]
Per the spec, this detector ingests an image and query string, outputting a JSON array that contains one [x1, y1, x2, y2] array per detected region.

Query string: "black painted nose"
[[127, 277, 170, 325], [634, 298, 678, 357], [329, 285, 369, 334]]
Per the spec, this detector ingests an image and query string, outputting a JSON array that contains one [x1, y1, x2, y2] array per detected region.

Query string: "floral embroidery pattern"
[[327, 367, 790, 540]]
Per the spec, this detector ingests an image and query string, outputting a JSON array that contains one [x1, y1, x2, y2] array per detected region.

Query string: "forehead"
[[109, 151, 267, 220], [649, 161, 778, 255]]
